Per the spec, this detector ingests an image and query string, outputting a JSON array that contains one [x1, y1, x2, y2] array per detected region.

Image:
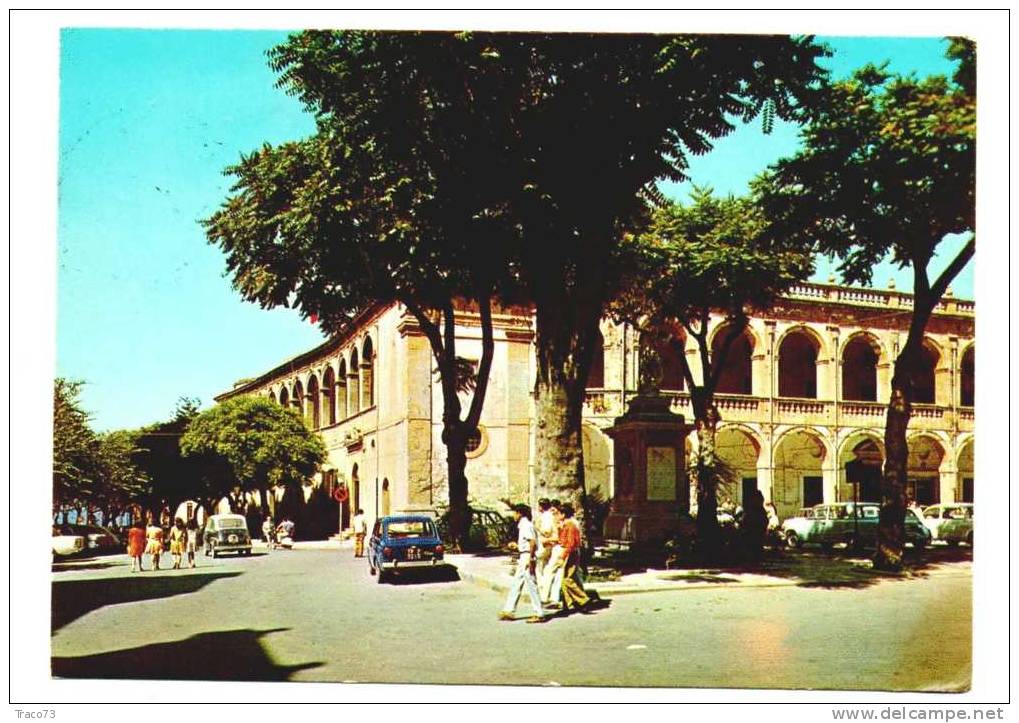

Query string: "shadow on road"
[[52, 557, 125, 574], [52, 627, 322, 681], [384, 565, 462, 586], [676, 545, 972, 590], [52, 570, 242, 632]]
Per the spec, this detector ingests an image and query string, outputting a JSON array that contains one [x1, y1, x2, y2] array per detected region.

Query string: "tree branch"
[[927, 234, 975, 313], [465, 293, 494, 429]]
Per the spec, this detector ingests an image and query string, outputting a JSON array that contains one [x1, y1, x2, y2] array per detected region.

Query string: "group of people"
[[261, 516, 296, 550], [125, 514, 198, 572], [500, 498, 603, 624]]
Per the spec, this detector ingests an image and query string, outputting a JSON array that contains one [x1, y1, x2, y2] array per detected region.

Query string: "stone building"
[[216, 281, 974, 530]]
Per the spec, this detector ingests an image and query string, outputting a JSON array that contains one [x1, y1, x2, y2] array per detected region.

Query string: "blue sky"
[[57, 31, 974, 431]]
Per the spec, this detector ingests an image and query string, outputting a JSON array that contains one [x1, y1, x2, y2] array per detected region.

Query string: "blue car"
[[367, 515, 447, 583]]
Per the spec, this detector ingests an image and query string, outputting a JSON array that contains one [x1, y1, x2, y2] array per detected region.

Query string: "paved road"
[[51, 549, 971, 691]]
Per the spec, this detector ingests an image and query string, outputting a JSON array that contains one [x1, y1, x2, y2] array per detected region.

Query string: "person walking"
[[540, 500, 565, 605], [185, 518, 199, 568], [498, 504, 548, 624], [168, 518, 187, 569], [352, 509, 367, 557], [145, 515, 164, 571], [534, 498, 558, 583], [556, 503, 591, 613], [262, 515, 275, 552], [126, 519, 146, 572]]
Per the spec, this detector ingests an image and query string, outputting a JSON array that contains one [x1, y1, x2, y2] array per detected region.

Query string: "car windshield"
[[387, 520, 434, 538], [216, 518, 247, 529]]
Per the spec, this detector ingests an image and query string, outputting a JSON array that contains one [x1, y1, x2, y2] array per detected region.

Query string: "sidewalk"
[[446, 548, 972, 598]]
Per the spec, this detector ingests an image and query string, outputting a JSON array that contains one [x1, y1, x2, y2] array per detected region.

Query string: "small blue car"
[[367, 515, 447, 583]]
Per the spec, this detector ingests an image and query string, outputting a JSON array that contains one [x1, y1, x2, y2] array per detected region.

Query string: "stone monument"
[[602, 345, 690, 543]]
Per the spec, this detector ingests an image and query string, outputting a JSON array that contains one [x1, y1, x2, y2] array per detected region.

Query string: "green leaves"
[[180, 396, 326, 493], [756, 42, 975, 287]]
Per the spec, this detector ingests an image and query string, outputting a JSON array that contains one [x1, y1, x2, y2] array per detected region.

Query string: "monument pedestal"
[[603, 393, 689, 544]]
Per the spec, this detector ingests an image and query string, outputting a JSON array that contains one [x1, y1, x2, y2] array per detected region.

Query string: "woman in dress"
[[145, 514, 164, 571], [185, 518, 199, 569], [168, 517, 186, 569], [126, 519, 146, 572]]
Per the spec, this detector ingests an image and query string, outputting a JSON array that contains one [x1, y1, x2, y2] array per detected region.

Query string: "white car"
[[921, 503, 974, 546], [52, 530, 85, 557]]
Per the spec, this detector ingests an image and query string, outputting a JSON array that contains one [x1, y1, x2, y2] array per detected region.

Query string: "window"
[[842, 337, 879, 401], [960, 347, 974, 407], [386, 520, 434, 538], [912, 344, 938, 404], [465, 429, 483, 453], [802, 476, 823, 507]]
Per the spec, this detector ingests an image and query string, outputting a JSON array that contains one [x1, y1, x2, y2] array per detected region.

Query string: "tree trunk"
[[691, 391, 722, 559], [259, 486, 271, 519], [874, 345, 918, 571], [445, 430, 470, 551], [533, 373, 586, 518]]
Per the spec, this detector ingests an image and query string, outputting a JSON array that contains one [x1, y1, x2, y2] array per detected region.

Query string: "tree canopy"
[[53, 378, 149, 509], [180, 395, 326, 504]]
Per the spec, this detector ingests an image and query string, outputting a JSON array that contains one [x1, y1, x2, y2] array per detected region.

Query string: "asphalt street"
[[51, 548, 971, 691]]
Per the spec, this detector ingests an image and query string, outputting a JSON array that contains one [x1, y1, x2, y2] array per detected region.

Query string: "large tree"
[[205, 31, 521, 546], [460, 33, 828, 518], [756, 39, 975, 570], [614, 189, 813, 556], [180, 395, 326, 517]]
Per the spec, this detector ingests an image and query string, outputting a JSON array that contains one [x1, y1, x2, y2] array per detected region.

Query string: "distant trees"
[[131, 397, 232, 514], [756, 39, 975, 570], [180, 396, 326, 517], [614, 190, 813, 556], [52, 378, 149, 519]]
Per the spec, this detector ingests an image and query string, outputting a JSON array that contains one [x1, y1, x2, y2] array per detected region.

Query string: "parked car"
[[435, 504, 515, 550], [921, 503, 974, 546], [367, 515, 447, 583], [52, 528, 85, 557], [202, 514, 252, 557], [65, 524, 121, 554], [781, 502, 931, 550]]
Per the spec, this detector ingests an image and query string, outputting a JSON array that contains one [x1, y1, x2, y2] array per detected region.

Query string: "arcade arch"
[[337, 359, 349, 419], [772, 428, 828, 517], [307, 374, 321, 429], [778, 328, 821, 399], [292, 380, 304, 417], [842, 334, 881, 402], [712, 326, 753, 395], [361, 337, 375, 408], [906, 434, 946, 506], [348, 349, 360, 415], [960, 345, 974, 407], [913, 339, 939, 404], [715, 425, 762, 506], [957, 438, 974, 502], [322, 366, 336, 426]]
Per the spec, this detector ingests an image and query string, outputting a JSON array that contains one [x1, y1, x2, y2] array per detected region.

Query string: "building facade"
[[217, 281, 974, 529]]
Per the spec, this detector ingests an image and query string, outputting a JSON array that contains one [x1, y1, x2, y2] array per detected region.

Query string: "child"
[[145, 516, 164, 571], [168, 518, 186, 569], [127, 519, 146, 572], [185, 518, 199, 568]]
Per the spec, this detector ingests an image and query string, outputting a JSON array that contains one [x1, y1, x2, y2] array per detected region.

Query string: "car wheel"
[[967, 532, 973, 547], [785, 531, 800, 549], [377, 568, 387, 584], [211, 543, 218, 559], [913, 536, 927, 550]]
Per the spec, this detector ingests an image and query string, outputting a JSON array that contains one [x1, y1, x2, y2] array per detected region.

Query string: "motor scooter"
[[275, 523, 295, 549]]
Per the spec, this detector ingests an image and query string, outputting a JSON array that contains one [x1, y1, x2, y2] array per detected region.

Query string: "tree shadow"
[[52, 570, 243, 632], [52, 628, 322, 681], [52, 558, 126, 573], [705, 546, 971, 590]]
